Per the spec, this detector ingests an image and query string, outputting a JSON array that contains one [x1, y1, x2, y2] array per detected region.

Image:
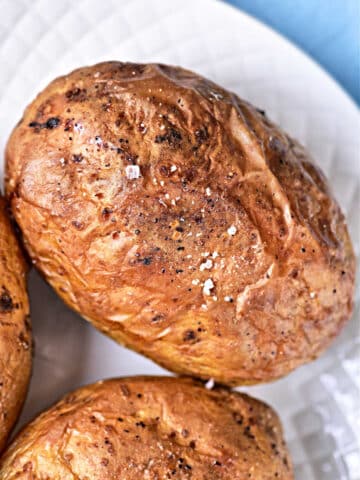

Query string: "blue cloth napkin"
[[225, 0, 360, 105]]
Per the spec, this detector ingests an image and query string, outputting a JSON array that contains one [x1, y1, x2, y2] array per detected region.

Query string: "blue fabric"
[[225, 0, 360, 105]]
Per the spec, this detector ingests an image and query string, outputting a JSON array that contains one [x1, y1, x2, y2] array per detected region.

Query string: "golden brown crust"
[[5, 61, 355, 385], [0, 376, 293, 479], [0, 197, 31, 452]]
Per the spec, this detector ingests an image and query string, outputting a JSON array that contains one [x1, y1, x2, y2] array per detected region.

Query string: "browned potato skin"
[[0, 376, 293, 479], [0, 197, 31, 452], [5, 62, 355, 385]]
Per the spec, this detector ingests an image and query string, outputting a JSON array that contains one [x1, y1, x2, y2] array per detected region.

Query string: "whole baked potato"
[[0, 376, 293, 479], [5, 62, 355, 385], [0, 197, 31, 452]]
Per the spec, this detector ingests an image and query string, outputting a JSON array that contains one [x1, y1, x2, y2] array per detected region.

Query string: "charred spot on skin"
[[233, 412, 244, 425], [271, 443, 280, 455], [151, 314, 164, 323], [183, 330, 197, 342], [243, 425, 255, 440], [279, 226, 287, 237], [45, 117, 60, 129], [290, 269, 298, 279], [154, 128, 182, 147], [102, 208, 113, 220], [65, 88, 87, 101], [159, 165, 170, 177], [29, 117, 60, 131], [72, 220, 84, 230], [64, 118, 73, 131], [72, 154, 84, 163], [0, 287, 13, 312], [195, 126, 209, 144], [142, 257, 152, 265]]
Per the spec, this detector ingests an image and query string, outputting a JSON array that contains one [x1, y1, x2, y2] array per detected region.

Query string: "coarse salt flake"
[[125, 165, 141, 180], [224, 296, 233, 302], [170, 165, 177, 172], [203, 278, 214, 295], [205, 187, 211, 196], [192, 279, 200, 286], [205, 378, 215, 390], [227, 225, 237, 236], [200, 259, 213, 271]]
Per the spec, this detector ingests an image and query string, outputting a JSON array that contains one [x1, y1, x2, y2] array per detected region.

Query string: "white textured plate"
[[0, 1, 359, 478]]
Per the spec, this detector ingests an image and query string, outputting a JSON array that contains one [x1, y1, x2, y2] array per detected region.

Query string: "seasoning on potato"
[[5, 62, 355, 385], [0, 197, 31, 452], [0, 376, 293, 479]]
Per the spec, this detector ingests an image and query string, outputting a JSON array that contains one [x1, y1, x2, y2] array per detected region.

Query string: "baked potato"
[[5, 62, 355, 385], [0, 197, 31, 452], [0, 376, 293, 479]]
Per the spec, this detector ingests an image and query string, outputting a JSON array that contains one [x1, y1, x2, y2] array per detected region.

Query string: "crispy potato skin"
[[5, 62, 355, 385], [0, 376, 293, 479], [0, 197, 31, 452]]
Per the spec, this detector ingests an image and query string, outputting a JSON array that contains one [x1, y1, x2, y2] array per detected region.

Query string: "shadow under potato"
[[13, 269, 92, 433]]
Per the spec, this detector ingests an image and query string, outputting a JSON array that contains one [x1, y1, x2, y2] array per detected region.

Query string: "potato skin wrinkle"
[[0, 377, 293, 479], [6, 61, 355, 385], [0, 197, 31, 452]]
